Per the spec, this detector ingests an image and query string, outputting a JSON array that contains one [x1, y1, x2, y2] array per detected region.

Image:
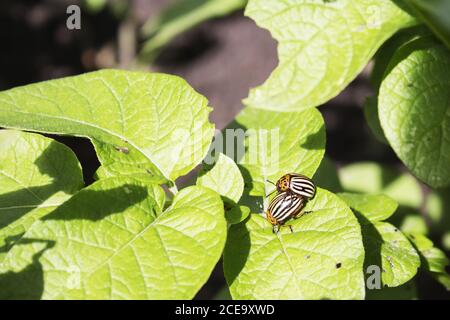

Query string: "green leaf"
[[244, 0, 415, 111], [363, 96, 387, 144], [197, 153, 244, 204], [371, 25, 430, 88], [0, 130, 84, 262], [83, 0, 107, 13], [379, 37, 450, 188], [92, 140, 167, 182], [0, 69, 214, 182], [346, 192, 421, 288], [443, 233, 450, 251], [226, 205, 251, 225], [338, 193, 398, 222], [407, 233, 450, 290], [358, 218, 420, 288], [339, 162, 423, 209], [140, 0, 247, 61], [339, 191, 420, 287], [339, 163, 428, 237], [0, 178, 226, 299], [224, 188, 365, 300], [404, 0, 450, 49], [400, 215, 428, 234], [228, 107, 325, 197], [312, 157, 342, 193], [425, 187, 450, 248], [368, 27, 430, 145]]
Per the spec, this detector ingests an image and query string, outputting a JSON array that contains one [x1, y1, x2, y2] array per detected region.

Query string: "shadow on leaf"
[[224, 220, 251, 288], [300, 122, 326, 151], [354, 212, 384, 284], [42, 184, 149, 221], [0, 140, 84, 229], [0, 238, 55, 300]]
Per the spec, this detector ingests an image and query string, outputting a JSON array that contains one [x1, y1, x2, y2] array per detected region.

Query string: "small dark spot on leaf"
[[305, 255, 311, 259], [410, 234, 415, 239], [394, 228, 398, 232], [336, 262, 342, 269]]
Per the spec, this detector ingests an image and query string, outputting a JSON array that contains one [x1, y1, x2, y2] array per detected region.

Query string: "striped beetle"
[[266, 192, 306, 233], [266, 173, 316, 233], [276, 173, 316, 199]]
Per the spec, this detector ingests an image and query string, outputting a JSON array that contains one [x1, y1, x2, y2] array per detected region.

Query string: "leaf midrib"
[[1, 108, 167, 179]]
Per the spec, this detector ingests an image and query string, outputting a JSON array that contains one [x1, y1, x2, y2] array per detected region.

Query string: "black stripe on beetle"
[[276, 173, 316, 199], [266, 192, 305, 227]]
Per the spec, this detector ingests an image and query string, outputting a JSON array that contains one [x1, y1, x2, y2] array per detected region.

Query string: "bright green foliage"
[[0, 70, 214, 181], [338, 193, 398, 222], [197, 153, 248, 225], [339, 162, 423, 209], [224, 188, 365, 300], [3, 0, 450, 299], [141, 0, 247, 60], [407, 233, 450, 289], [93, 140, 167, 182], [379, 37, 450, 188], [197, 153, 244, 204], [336, 162, 427, 235], [0, 130, 84, 262], [359, 222, 420, 288], [230, 107, 325, 197], [0, 178, 226, 299], [331, 160, 430, 239], [244, 0, 415, 111], [340, 192, 420, 288], [426, 187, 450, 249]]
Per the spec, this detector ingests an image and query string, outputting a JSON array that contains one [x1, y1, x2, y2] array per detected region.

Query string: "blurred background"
[[0, 0, 448, 299]]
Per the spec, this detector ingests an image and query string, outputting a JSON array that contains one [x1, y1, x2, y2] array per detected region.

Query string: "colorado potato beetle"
[[276, 173, 316, 199], [266, 192, 305, 233]]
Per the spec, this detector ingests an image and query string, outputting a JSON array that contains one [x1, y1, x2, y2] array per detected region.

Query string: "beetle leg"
[[272, 225, 280, 234], [267, 189, 277, 198], [274, 224, 294, 234]]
